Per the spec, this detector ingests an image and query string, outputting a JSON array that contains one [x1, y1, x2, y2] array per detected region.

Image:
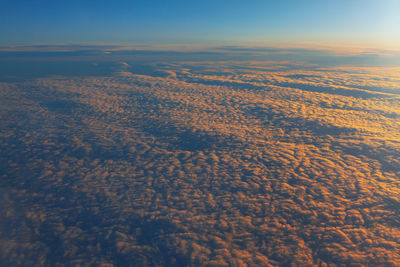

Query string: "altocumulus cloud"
[[1, 58, 400, 266]]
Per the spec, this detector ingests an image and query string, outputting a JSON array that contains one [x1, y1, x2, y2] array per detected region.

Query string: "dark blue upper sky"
[[1, 0, 399, 48]]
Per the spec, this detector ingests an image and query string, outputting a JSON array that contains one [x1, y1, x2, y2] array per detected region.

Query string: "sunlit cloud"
[[1, 47, 400, 265]]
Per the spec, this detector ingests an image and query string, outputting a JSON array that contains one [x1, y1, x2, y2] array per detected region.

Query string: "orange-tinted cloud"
[[1, 60, 400, 266]]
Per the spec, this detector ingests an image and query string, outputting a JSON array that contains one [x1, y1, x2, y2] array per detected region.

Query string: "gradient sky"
[[1, 0, 399, 48]]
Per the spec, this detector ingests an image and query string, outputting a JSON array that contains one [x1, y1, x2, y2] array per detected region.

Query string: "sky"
[[0, 0, 399, 49]]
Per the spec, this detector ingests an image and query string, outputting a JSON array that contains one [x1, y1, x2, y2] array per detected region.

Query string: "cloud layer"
[[1, 59, 400, 266]]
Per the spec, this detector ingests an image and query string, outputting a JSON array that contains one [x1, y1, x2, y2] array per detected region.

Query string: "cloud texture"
[[1, 58, 400, 266]]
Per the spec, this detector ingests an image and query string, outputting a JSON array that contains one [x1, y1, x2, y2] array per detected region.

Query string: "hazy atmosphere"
[[1, 1, 400, 266]]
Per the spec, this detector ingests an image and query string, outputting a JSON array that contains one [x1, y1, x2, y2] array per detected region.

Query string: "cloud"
[[1, 57, 400, 266]]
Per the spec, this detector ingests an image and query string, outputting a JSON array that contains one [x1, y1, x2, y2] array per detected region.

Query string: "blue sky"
[[0, 0, 399, 48]]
